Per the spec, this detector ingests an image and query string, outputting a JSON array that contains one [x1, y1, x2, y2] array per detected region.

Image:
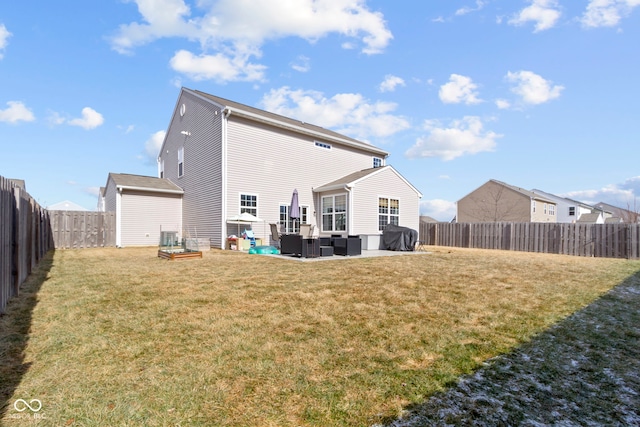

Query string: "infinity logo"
[[14, 399, 42, 412]]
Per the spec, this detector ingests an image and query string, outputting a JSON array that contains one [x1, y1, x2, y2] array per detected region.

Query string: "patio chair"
[[299, 224, 314, 238], [242, 229, 256, 247], [269, 223, 282, 248]]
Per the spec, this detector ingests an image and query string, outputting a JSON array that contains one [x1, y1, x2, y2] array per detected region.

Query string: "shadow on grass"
[[0, 250, 54, 419], [382, 270, 640, 427]]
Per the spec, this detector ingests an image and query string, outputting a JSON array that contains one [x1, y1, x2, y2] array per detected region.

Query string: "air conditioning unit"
[[159, 231, 179, 247]]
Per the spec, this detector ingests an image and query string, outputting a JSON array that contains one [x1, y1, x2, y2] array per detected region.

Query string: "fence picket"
[[420, 221, 640, 259]]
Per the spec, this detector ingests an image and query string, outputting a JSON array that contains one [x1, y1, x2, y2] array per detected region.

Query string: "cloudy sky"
[[1, 0, 639, 219]]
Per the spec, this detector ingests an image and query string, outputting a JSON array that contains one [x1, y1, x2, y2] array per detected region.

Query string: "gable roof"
[[531, 188, 595, 208], [107, 173, 184, 194], [185, 88, 389, 158], [577, 212, 602, 223], [489, 180, 555, 204], [313, 165, 422, 197], [47, 200, 89, 211]]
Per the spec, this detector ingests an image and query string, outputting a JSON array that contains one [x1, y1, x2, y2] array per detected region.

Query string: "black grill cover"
[[382, 224, 418, 251]]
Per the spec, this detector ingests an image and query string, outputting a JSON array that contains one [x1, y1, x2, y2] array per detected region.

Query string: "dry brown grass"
[[1, 246, 638, 426]]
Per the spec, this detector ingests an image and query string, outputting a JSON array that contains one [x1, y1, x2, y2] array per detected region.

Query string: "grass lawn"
[[1, 246, 639, 426]]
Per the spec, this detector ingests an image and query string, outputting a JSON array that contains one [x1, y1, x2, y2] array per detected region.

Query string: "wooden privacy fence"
[[49, 210, 116, 249], [0, 175, 54, 314], [420, 222, 640, 259]]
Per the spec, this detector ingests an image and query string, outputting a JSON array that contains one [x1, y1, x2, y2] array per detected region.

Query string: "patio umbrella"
[[289, 189, 300, 233], [227, 212, 263, 236]]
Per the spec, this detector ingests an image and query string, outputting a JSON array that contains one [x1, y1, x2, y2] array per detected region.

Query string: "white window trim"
[[321, 193, 347, 232], [239, 192, 258, 217], [378, 196, 400, 231], [178, 147, 184, 177]]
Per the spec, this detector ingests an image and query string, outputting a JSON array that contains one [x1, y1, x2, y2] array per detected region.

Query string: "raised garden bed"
[[157, 250, 202, 260]]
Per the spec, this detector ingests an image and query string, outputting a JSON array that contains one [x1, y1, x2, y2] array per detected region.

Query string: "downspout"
[[345, 184, 353, 236], [221, 108, 231, 249], [116, 187, 122, 247]]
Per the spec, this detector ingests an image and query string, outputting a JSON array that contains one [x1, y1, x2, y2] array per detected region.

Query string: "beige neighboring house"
[[154, 88, 422, 250], [100, 173, 183, 247], [457, 179, 557, 223]]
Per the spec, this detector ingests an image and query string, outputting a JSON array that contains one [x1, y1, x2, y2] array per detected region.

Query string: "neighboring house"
[[594, 202, 639, 224], [101, 173, 183, 247], [457, 179, 557, 223], [576, 212, 605, 224], [420, 215, 438, 223], [156, 88, 422, 249], [47, 200, 88, 211], [530, 189, 595, 223]]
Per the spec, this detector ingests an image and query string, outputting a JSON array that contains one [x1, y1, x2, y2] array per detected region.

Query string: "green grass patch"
[[1, 247, 639, 426]]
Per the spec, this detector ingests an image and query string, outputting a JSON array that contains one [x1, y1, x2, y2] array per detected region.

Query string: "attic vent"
[[180, 104, 186, 117]]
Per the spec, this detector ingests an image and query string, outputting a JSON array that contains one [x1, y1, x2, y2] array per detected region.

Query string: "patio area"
[[258, 248, 430, 262]]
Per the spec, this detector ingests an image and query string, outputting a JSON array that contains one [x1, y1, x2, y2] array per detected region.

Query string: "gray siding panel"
[[160, 91, 224, 247], [121, 191, 182, 246]]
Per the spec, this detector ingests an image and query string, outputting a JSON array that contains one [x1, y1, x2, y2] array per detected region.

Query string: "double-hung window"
[[279, 204, 309, 233], [378, 197, 399, 231], [569, 206, 575, 216], [178, 147, 184, 177], [240, 194, 257, 216], [322, 194, 347, 232]]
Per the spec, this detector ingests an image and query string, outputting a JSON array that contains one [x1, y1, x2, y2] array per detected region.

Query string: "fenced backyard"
[[0, 175, 53, 314], [49, 210, 116, 249], [420, 221, 640, 259]]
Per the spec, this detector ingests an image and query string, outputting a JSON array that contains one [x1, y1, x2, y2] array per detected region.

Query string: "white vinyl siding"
[[348, 167, 420, 236], [224, 115, 376, 241], [159, 91, 224, 247], [120, 191, 182, 247]]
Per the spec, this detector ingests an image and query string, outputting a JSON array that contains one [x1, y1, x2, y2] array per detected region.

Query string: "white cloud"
[[581, 0, 640, 28], [0, 101, 35, 123], [68, 107, 104, 130], [169, 49, 267, 82], [563, 176, 640, 207], [439, 74, 482, 105], [405, 116, 501, 161], [495, 98, 511, 109], [291, 55, 310, 73], [509, 0, 561, 32], [0, 24, 11, 59], [506, 70, 564, 105], [379, 75, 405, 93], [420, 199, 457, 222], [110, 0, 392, 82], [259, 86, 410, 140], [456, 1, 487, 16], [144, 130, 166, 162]]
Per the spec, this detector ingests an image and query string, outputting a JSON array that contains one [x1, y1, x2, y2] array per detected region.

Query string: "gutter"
[[116, 185, 184, 195]]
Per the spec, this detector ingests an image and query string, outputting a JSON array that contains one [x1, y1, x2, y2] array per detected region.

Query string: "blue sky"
[[1, 0, 639, 220]]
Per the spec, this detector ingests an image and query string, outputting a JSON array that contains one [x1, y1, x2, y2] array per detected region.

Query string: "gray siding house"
[[457, 179, 557, 223], [102, 173, 183, 247], [158, 88, 422, 249]]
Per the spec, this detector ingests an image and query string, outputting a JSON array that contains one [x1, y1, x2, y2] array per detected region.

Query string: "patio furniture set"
[[271, 223, 362, 258]]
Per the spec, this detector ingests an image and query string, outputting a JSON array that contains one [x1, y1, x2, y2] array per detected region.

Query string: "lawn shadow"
[[0, 250, 54, 419], [381, 271, 640, 427]]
